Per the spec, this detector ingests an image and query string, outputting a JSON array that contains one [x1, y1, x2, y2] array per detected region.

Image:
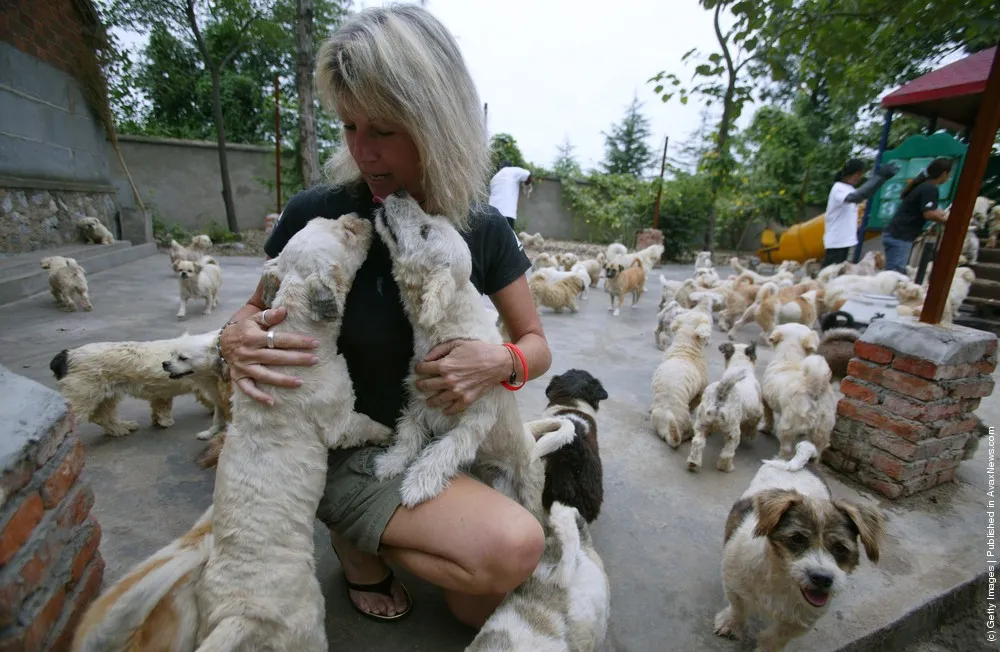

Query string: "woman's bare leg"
[[329, 531, 409, 617]]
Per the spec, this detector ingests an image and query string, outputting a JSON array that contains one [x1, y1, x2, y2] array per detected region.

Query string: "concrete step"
[[975, 247, 1000, 264], [0, 242, 156, 306], [953, 314, 1000, 335], [969, 261, 1000, 283], [967, 278, 1000, 300]]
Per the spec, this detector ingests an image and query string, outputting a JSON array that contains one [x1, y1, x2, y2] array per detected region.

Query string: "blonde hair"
[[317, 3, 489, 228]]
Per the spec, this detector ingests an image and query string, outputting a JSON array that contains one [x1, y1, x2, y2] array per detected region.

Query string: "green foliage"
[[600, 95, 655, 177], [204, 221, 242, 243], [490, 133, 529, 174], [151, 215, 191, 246]]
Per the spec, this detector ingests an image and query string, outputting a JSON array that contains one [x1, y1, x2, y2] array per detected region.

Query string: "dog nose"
[[162, 362, 170, 370], [393, 189, 408, 199], [807, 571, 834, 589]]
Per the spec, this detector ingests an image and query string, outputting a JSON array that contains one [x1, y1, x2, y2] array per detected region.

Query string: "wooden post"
[[484, 102, 488, 127], [275, 75, 282, 213], [652, 135, 669, 229], [920, 48, 1000, 324]]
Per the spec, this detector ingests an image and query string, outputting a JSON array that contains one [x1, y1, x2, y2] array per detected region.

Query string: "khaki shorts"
[[316, 445, 404, 555]]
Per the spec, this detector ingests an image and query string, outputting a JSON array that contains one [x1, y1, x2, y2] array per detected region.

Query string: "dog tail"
[[715, 370, 748, 405], [802, 354, 833, 399], [763, 440, 818, 471], [74, 546, 208, 652], [50, 349, 69, 380], [730, 257, 745, 274], [820, 310, 855, 332], [545, 502, 585, 587], [821, 327, 860, 345], [631, 258, 643, 269], [531, 418, 578, 461]]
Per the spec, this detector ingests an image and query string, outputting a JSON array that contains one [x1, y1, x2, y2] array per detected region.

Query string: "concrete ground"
[[2, 253, 995, 651]]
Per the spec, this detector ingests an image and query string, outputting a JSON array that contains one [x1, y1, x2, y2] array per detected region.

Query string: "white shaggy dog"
[[40, 256, 92, 312], [650, 309, 713, 448], [196, 214, 394, 651], [50, 330, 227, 439], [821, 270, 910, 313], [466, 502, 610, 652], [532, 252, 558, 271], [714, 441, 885, 652], [688, 342, 762, 473], [517, 231, 545, 248], [605, 242, 628, 261], [761, 323, 836, 460], [176, 255, 223, 319], [658, 274, 685, 310], [694, 251, 713, 271], [371, 193, 538, 512], [77, 216, 115, 244], [570, 262, 596, 298], [949, 266, 976, 318], [555, 251, 579, 271], [170, 234, 214, 270]]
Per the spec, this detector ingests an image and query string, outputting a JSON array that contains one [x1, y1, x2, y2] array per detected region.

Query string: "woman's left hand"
[[414, 339, 510, 416]]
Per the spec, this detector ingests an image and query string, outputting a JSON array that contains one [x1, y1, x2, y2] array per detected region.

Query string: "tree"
[[295, 0, 321, 188], [489, 133, 529, 174], [105, 0, 270, 234], [601, 95, 654, 178], [552, 137, 582, 178]]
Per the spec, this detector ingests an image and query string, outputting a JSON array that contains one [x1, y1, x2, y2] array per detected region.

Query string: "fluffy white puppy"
[[949, 266, 976, 318], [50, 330, 225, 438], [77, 216, 115, 244], [821, 270, 910, 312], [371, 193, 538, 513], [197, 214, 393, 651], [761, 323, 836, 460], [40, 256, 92, 312], [714, 441, 885, 652], [467, 502, 610, 652], [556, 251, 580, 271], [688, 342, 762, 473], [650, 309, 713, 448], [175, 255, 222, 319], [169, 234, 213, 271]]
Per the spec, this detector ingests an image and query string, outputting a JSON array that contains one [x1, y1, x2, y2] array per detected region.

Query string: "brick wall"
[[0, 0, 96, 80], [824, 319, 996, 499], [0, 369, 104, 651]]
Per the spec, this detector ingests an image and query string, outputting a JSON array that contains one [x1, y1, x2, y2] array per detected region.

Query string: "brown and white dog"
[[714, 441, 885, 652], [604, 258, 645, 316], [40, 256, 93, 312]]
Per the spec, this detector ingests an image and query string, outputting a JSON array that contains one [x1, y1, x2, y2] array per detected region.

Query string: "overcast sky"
[[357, 0, 734, 174]]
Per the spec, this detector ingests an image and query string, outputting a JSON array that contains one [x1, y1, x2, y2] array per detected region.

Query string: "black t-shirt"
[[886, 181, 939, 242], [263, 182, 531, 427]]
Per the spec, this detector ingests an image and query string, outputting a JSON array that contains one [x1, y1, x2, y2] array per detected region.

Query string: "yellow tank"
[[756, 204, 878, 265]]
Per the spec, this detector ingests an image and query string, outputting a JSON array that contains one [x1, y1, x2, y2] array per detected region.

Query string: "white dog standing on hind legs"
[[371, 192, 540, 514], [197, 215, 393, 651], [714, 441, 885, 652]]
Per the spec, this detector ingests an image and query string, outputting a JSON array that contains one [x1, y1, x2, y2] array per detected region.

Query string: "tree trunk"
[[295, 0, 321, 188], [208, 64, 240, 234]]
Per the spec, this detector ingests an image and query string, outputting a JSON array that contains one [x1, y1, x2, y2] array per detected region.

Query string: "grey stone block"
[[859, 316, 998, 365], [0, 365, 69, 475]]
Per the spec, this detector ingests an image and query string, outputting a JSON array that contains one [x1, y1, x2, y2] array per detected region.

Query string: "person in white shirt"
[[823, 157, 899, 267], [488, 161, 533, 230]]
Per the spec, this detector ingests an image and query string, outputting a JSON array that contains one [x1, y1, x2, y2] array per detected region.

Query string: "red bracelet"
[[501, 343, 528, 391]]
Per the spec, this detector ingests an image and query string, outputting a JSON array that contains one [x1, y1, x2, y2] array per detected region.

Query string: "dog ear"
[[803, 330, 820, 354], [753, 489, 801, 538], [745, 341, 757, 361], [835, 501, 885, 563], [171, 259, 181, 273], [419, 266, 456, 330], [260, 265, 281, 308], [695, 323, 712, 345], [591, 378, 609, 401], [304, 266, 345, 321], [718, 342, 735, 359], [768, 328, 784, 347]]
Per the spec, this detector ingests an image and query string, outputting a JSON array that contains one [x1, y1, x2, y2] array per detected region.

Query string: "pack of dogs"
[[51, 196, 1000, 649]]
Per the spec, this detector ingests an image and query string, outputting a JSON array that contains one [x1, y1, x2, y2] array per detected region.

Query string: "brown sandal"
[[344, 568, 412, 622]]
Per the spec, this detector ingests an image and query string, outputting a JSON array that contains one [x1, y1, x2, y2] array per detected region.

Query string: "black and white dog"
[[534, 369, 609, 523]]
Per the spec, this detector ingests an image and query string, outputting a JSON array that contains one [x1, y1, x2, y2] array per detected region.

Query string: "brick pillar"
[[0, 368, 104, 651], [824, 319, 997, 499], [635, 228, 664, 264]]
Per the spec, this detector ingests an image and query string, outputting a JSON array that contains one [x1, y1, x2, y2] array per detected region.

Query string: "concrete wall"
[[115, 135, 277, 233], [514, 177, 592, 241]]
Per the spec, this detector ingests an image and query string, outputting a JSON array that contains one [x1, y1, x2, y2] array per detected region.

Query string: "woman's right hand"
[[219, 306, 320, 405]]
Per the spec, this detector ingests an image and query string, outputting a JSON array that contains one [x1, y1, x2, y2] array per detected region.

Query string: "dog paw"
[[717, 457, 735, 473], [399, 467, 449, 508], [154, 417, 175, 428], [686, 459, 701, 472], [123, 420, 140, 431], [713, 607, 744, 639], [196, 428, 215, 441], [104, 422, 138, 437], [373, 451, 409, 482], [176, 314, 186, 320], [612, 309, 620, 316]]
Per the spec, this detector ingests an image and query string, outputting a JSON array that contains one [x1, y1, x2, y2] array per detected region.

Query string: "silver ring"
[[266, 329, 276, 349], [261, 309, 272, 326]]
